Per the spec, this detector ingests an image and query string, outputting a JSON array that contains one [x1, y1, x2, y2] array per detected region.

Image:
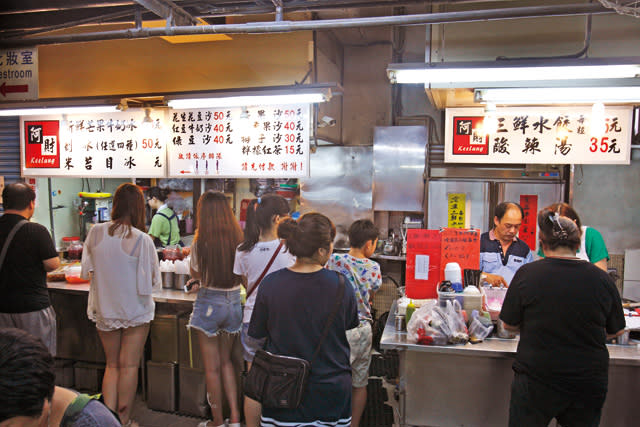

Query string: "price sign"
[[20, 111, 166, 177], [446, 106, 632, 164], [167, 105, 310, 178]]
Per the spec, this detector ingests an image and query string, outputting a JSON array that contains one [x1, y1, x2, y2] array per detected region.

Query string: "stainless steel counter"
[[48, 281, 196, 303], [381, 300, 640, 426]]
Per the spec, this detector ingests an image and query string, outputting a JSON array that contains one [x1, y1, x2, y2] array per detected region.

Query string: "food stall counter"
[[47, 281, 196, 303], [381, 301, 640, 427]]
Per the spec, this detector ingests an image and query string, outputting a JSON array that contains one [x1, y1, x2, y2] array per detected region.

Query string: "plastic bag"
[[406, 300, 447, 346], [468, 310, 494, 343], [443, 299, 469, 344]]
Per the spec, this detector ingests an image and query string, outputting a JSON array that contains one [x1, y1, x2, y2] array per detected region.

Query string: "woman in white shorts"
[[81, 183, 161, 426]]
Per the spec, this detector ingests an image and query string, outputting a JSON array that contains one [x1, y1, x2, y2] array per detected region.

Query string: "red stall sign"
[[519, 195, 538, 251], [405, 229, 441, 299], [439, 228, 480, 283], [24, 120, 60, 169]]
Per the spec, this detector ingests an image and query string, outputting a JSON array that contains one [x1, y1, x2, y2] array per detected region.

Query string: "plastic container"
[[462, 286, 483, 313], [438, 289, 462, 308], [65, 264, 89, 284], [68, 240, 83, 261], [406, 300, 416, 324], [483, 287, 508, 321], [444, 262, 462, 284]]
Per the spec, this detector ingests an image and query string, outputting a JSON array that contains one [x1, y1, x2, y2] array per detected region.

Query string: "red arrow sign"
[[0, 82, 29, 97], [179, 170, 191, 174]]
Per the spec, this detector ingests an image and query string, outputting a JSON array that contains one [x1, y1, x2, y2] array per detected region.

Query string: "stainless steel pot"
[[161, 272, 174, 289], [174, 274, 189, 291]]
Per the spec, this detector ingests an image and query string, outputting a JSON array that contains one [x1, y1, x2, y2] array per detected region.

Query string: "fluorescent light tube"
[[168, 93, 326, 109], [0, 105, 120, 116], [476, 87, 640, 104], [392, 64, 640, 84]]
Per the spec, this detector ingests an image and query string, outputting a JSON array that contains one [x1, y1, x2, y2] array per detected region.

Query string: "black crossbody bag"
[[244, 272, 345, 409]]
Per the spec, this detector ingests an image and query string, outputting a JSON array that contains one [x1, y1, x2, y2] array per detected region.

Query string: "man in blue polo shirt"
[[480, 202, 534, 287]]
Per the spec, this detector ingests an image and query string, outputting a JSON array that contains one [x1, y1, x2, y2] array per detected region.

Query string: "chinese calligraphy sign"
[[445, 107, 632, 165], [167, 104, 310, 178]]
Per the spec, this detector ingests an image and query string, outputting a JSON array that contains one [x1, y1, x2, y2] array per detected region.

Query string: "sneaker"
[[197, 422, 226, 427]]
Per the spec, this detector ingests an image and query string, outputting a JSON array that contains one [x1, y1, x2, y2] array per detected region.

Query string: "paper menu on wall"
[[439, 228, 480, 283]]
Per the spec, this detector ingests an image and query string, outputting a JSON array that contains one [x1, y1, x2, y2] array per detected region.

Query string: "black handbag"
[[244, 273, 345, 409]]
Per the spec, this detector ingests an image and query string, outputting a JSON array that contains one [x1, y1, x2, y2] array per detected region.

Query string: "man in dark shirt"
[[0, 182, 60, 355]]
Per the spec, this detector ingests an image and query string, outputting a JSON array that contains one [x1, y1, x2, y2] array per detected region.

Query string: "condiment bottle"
[[406, 300, 416, 324]]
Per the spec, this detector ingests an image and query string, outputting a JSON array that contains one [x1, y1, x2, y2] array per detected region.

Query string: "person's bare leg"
[[244, 360, 262, 427], [219, 333, 241, 424], [97, 329, 122, 413], [199, 330, 225, 426], [352, 386, 367, 427], [117, 324, 149, 425]]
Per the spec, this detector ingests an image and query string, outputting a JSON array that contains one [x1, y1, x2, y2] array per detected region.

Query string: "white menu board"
[[445, 106, 632, 165], [167, 104, 310, 178], [20, 111, 166, 177]]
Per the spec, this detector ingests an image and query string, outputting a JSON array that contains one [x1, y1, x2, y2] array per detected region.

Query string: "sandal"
[[197, 421, 225, 427]]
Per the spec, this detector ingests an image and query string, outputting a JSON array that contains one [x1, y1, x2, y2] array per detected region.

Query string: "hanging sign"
[[519, 194, 538, 251], [0, 47, 38, 100], [20, 111, 166, 178], [447, 193, 466, 228], [445, 106, 632, 165], [167, 104, 310, 178]]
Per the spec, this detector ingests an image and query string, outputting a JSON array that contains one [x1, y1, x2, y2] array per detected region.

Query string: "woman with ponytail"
[[500, 207, 625, 427], [233, 194, 295, 427], [247, 212, 358, 427]]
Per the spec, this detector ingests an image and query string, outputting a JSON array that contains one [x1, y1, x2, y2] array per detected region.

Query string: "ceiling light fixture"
[[166, 83, 340, 109], [0, 105, 120, 116], [387, 57, 640, 88], [474, 86, 640, 105]]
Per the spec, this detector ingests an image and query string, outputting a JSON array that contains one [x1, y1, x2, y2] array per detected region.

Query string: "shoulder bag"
[[0, 219, 28, 270], [245, 240, 284, 300], [243, 272, 345, 409]]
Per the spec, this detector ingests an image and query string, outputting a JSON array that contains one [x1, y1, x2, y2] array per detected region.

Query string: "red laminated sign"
[[405, 229, 441, 299], [24, 120, 60, 169], [452, 116, 489, 155]]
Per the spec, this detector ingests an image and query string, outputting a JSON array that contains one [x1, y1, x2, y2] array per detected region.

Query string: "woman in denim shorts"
[[187, 191, 244, 427]]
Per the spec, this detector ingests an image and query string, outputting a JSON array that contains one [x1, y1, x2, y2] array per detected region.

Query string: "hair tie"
[[549, 213, 569, 240]]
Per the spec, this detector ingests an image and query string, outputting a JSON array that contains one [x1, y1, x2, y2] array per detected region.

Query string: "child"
[[327, 219, 382, 427], [233, 194, 295, 427]]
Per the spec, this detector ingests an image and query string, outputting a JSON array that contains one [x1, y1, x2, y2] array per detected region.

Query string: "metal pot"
[[161, 272, 174, 289], [174, 273, 189, 290]]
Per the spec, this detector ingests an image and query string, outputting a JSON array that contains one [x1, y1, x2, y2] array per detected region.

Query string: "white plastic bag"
[[406, 300, 447, 345]]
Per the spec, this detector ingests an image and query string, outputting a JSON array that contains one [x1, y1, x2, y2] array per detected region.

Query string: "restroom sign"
[[0, 47, 38, 100]]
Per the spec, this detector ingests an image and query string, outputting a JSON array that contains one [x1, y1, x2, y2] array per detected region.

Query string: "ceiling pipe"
[[0, 3, 611, 48]]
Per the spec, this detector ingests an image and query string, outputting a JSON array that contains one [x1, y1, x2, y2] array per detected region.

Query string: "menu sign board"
[[167, 104, 310, 178], [445, 106, 632, 164], [439, 228, 480, 282], [21, 111, 166, 177]]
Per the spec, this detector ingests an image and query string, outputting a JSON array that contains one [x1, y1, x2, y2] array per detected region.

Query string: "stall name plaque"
[[167, 104, 310, 178], [20, 111, 166, 177], [445, 106, 632, 165]]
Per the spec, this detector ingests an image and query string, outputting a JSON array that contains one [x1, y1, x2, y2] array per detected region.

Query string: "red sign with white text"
[[452, 116, 489, 155], [24, 120, 60, 168]]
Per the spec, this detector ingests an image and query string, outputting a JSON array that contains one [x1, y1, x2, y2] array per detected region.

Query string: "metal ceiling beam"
[[133, 0, 197, 26], [0, 3, 612, 47]]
